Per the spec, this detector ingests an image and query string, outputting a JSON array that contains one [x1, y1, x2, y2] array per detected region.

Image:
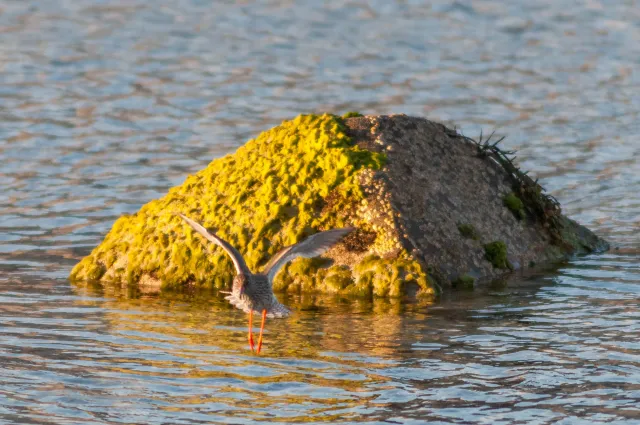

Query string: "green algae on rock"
[[452, 274, 475, 290], [484, 241, 512, 270], [71, 114, 608, 295], [503, 192, 526, 220], [457, 223, 480, 241]]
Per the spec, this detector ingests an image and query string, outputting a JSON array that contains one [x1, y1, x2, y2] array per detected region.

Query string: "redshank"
[[178, 213, 353, 354]]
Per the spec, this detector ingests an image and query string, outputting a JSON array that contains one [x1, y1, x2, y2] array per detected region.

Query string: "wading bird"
[[178, 213, 353, 354]]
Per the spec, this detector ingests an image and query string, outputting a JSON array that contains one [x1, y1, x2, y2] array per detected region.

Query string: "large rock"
[[70, 113, 608, 296]]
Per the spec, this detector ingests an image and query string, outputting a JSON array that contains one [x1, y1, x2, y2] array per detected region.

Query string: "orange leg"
[[256, 309, 267, 354], [247, 310, 255, 352]]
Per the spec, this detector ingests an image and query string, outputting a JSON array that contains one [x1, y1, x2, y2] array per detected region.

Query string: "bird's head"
[[233, 274, 248, 296]]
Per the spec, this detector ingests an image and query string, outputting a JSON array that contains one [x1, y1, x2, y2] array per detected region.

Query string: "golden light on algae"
[[70, 113, 434, 297]]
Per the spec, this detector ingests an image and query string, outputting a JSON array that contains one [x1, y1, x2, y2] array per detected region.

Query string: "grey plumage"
[[178, 213, 353, 318], [177, 214, 250, 275]]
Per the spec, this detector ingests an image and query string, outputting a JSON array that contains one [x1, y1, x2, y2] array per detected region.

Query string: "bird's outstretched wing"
[[263, 227, 354, 283], [177, 213, 250, 275]]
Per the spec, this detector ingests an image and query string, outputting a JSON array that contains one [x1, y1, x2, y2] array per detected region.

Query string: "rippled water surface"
[[1, 0, 639, 423]]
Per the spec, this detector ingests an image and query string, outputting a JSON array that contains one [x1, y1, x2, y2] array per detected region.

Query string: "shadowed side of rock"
[[343, 114, 608, 288]]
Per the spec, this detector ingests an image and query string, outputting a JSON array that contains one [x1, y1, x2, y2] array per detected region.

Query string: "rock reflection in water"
[[2, 254, 639, 423], [71, 283, 435, 359]]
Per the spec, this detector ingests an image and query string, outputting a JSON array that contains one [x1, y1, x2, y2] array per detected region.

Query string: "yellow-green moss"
[[484, 241, 512, 270], [70, 114, 432, 297], [457, 223, 479, 240], [503, 192, 526, 220], [342, 112, 363, 118], [324, 266, 354, 293], [275, 251, 431, 298]]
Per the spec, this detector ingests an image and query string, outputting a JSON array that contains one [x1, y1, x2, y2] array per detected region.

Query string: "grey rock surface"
[[345, 114, 608, 287]]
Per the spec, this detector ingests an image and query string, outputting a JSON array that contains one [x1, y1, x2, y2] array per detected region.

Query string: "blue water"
[[0, 1, 638, 423]]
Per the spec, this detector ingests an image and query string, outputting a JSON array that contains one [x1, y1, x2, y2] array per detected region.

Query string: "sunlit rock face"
[[70, 114, 607, 296]]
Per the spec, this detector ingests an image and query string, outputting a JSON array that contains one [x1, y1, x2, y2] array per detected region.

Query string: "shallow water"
[[0, 0, 639, 424]]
